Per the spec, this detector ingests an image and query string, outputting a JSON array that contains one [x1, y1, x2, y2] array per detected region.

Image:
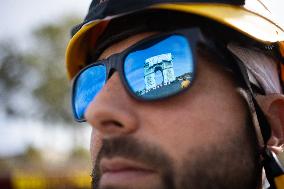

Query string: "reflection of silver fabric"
[[227, 43, 281, 94], [144, 53, 176, 90]]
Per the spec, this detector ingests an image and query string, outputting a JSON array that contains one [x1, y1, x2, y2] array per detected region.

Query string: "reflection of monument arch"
[[144, 53, 176, 90], [153, 66, 164, 85]]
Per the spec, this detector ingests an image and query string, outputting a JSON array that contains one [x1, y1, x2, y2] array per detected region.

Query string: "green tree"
[[0, 41, 35, 117], [0, 16, 81, 124]]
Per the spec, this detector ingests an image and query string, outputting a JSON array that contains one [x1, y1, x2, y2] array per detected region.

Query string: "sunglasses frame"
[[72, 27, 208, 122]]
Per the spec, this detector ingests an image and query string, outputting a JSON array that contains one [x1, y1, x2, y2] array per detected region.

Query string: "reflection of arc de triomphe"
[[144, 53, 176, 90]]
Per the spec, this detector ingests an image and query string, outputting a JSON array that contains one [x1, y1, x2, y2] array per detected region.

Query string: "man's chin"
[[99, 171, 164, 189]]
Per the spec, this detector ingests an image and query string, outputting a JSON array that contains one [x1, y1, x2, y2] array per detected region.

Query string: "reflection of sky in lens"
[[124, 35, 194, 92], [155, 70, 163, 85], [74, 65, 106, 119]]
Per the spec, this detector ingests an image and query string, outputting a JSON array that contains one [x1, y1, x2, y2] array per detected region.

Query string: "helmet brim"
[[66, 3, 284, 79]]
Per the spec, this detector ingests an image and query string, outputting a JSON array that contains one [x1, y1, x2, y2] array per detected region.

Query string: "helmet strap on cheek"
[[226, 48, 284, 189], [277, 41, 284, 91]]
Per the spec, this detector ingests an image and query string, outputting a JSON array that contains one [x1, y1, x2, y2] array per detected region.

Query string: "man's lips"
[[99, 157, 156, 186]]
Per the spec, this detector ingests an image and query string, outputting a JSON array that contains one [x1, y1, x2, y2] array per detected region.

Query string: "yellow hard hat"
[[66, 0, 284, 80]]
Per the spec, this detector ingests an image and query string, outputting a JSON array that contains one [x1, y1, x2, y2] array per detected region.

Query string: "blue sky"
[[75, 65, 106, 118]]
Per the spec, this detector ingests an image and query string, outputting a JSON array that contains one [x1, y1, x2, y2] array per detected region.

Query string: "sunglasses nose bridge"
[[106, 54, 122, 79]]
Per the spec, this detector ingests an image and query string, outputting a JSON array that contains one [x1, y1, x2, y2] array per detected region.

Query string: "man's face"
[[85, 32, 261, 189]]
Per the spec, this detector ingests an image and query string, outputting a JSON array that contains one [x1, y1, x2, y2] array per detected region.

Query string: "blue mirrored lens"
[[124, 35, 195, 100], [73, 65, 106, 120]]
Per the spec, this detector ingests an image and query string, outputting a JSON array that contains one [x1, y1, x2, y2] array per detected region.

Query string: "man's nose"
[[85, 72, 139, 138]]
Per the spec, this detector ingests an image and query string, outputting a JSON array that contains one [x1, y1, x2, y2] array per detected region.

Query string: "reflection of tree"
[[176, 72, 193, 81], [0, 16, 81, 124]]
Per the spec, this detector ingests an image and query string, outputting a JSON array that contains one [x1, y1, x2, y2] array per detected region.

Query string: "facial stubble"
[[91, 117, 261, 189]]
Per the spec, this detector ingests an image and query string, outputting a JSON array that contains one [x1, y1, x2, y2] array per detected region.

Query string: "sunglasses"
[[72, 28, 210, 122]]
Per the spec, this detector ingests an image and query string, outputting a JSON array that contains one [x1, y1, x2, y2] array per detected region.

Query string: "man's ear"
[[256, 94, 284, 154]]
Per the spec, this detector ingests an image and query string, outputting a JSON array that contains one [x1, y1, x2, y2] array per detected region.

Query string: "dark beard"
[[91, 136, 175, 189], [91, 118, 261, 189]]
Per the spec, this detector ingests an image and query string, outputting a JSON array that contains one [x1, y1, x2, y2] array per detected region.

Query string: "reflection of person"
[[181, 78, 190, 89], [65, 0, 284, 189]]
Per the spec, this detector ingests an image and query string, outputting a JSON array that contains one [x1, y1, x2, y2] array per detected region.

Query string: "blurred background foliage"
[[0, 16, 79, 123], [0, 15, 92, 189]]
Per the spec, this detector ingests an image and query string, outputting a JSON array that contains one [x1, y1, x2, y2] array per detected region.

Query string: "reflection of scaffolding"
[[144, 53, 176, 90]]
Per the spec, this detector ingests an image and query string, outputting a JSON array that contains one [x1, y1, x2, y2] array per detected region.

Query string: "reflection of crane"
[[181, 78, 190, 89]]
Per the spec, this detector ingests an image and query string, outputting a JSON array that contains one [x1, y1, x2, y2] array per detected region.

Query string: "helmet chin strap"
[[238, 87, 284, 189], [227, 45, 284, 189], [278, 41, 284, 90], [237, 88, 265, 148]]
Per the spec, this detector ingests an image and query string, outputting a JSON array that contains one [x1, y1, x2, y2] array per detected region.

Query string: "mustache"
[[91, 136, 174, 188], [97, 136, 171, 170]]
